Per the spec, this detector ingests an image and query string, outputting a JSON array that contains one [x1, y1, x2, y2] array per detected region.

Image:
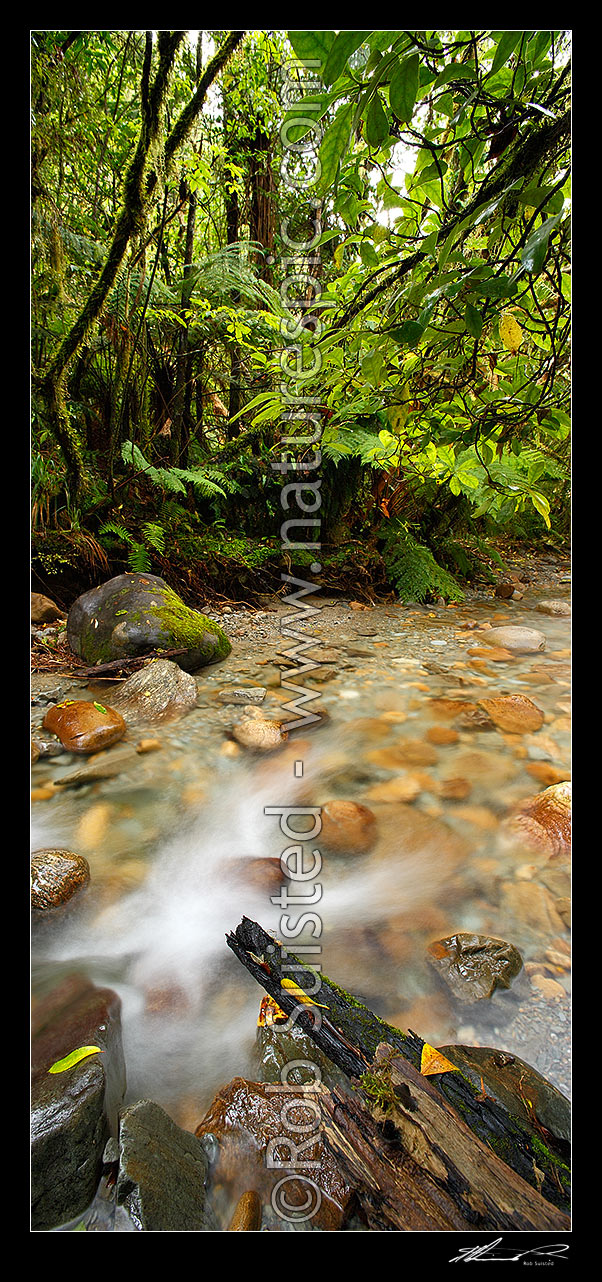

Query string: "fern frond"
[[382, 521, 464, 603]]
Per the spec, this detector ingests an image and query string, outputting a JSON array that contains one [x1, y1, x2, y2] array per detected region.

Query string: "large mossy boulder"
[[67, 573, 231, 673]]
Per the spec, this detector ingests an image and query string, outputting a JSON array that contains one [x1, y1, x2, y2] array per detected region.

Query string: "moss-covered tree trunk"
[[37, 29, 245, 497]]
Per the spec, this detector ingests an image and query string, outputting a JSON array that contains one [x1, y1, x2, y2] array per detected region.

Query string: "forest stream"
[[31, 553, 571, 1235]]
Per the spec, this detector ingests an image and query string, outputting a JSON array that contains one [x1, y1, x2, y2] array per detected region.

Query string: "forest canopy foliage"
[[31, 30, 571, 604]]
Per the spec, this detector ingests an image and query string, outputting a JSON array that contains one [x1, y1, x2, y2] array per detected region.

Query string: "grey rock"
[[535, 599, 571, 616], [115, 1099, 217, 1231], [217, 686, 267, 705], [111, 658, 198, 722], [482, 625, 546, 653], [31, 975, 126, 1231]]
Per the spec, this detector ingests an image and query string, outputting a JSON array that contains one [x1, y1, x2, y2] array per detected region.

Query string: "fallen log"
[[73, 647, 189, 678], [316, 1045, 569, 1231], [226, 917, 570, 1222]]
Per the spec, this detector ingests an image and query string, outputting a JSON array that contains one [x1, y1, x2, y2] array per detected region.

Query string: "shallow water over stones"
[[31, 570, 571, 1144]]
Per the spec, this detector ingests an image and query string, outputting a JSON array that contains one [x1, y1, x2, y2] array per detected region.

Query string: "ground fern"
[[381, 520, 464, 603]]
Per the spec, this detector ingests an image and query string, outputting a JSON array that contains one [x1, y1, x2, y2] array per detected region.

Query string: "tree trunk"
[[37, 30, 244, 496]]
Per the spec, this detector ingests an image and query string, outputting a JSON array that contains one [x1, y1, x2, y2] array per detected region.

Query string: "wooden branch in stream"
[[317, 1047, 569, 1231], [226, 917, 570, 1223]]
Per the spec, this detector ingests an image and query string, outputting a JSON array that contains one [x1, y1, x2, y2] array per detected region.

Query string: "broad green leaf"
[[287, 31, 335, 68], [395, 319, 424, 347], [360, 239, 380, 268], [316, 104, 353, 192], [361, 348, 384, 385], [433, 63, 477, 88], [472, 275, 517, 299], [389, 53, 420, 123], [465, 304, 483, 340], [48, 1046, 103, 1074], [489, 31, 523, 76], [364, 91, 390, 148], [322, 31, 371, 85], [521, 214, 562, 275]]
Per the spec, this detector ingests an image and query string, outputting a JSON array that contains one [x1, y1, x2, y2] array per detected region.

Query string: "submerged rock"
[[218, 686, 267, 705], [31, 975, 126, 1231], [67, 572, 231, 672], [111, 658, 198, 722], [31, 848, 90, 911], [477, 693, 544, 735], [437, 1045, 570, 1145], [320, 799, 378, 854], [113, 1099, 217, 1231], [427, 932, 523, 1003], [42, 699, 126, 754], [228, 1189, 262, 1231], [232, 707, 288, 752]]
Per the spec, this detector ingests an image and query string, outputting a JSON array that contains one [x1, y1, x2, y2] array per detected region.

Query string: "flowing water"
[[31, 573, 571, 1136]]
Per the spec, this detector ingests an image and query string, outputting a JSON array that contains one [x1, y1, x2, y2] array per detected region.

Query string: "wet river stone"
[[195, 1077, 352, 1230], [31, 848, 90, 911], [427, 932, 523, 1003], [477, 693, 544, 734], [42, 698, 126, 753], [67, 572, 231, 672], [232, 707, 288, 751], [111, 657, 197, 722], [505, 781, 571, 856], [535, 599, 571, 616], [320, 799, 378, 854], [31, 975, 126, 1231], [112, 1099, 217, 1231], [480, 625, 546, 653]]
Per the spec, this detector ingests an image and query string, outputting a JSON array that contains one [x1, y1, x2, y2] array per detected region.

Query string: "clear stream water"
[[31, 577, 571, 1137]]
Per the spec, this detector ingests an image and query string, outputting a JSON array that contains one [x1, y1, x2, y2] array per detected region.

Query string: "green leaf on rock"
[[48, 1046, 103, 1074]]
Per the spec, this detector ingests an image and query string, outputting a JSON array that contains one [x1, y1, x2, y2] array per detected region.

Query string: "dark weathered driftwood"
[[74, 647, 189, 678], [226, 917, 570, 1219], [316, 1045, 569, 1231]]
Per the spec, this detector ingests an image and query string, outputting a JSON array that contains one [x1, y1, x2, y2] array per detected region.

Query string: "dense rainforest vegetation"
[[31, 30, 571, 607]]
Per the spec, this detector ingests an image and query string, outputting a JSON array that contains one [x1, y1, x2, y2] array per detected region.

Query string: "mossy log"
[[317, 1047, 569, 1231], [226, 917, 570, 1222]]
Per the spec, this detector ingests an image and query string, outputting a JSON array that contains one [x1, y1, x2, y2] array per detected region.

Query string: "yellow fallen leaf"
[[499, 312, 523, 354], [420, 1043, 459, 1076], [48, 1046, 103, 1074], [257, 995, 288, 1027], [281, 978, 329, 1008]]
